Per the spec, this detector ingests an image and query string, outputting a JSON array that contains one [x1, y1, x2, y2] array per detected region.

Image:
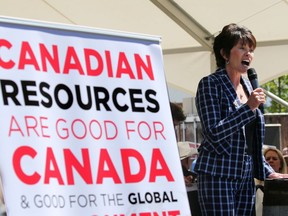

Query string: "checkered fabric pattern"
[[198, 155, 255, 215], [194, 68, 275, 215]]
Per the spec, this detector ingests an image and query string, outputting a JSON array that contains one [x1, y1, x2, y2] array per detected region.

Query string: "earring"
[[226, 60, 230, 65]]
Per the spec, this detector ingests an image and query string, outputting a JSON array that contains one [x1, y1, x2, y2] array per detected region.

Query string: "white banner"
[[0, 17, 190, 216]]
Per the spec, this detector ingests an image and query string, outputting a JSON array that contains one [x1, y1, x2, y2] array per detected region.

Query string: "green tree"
[[261, 74, 288, 113]]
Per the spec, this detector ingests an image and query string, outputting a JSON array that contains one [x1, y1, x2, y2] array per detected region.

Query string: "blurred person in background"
[[177, 141, 201, 216], [264, 147, 287, 174], [255, 146, 287, 216], [170, 102, 186, 142]]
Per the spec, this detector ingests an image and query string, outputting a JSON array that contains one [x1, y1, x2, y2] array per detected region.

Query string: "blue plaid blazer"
[[195, 68, 274, 180]]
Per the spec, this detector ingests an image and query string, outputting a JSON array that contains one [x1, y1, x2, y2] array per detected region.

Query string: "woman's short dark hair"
[[213, 23, 256, 68]]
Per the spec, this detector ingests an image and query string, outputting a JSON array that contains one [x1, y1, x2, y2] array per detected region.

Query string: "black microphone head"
[[247, 68, 257, 81]]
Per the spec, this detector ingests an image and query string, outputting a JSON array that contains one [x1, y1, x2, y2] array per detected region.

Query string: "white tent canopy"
[[1, 0, 288, 98]]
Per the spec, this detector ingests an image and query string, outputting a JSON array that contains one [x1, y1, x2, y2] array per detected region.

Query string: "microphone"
[[247, 68, 259, 90], [247, 68, 264, 113]]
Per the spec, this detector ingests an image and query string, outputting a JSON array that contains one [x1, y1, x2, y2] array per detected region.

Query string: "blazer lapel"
[[217, 70, 241, 110]]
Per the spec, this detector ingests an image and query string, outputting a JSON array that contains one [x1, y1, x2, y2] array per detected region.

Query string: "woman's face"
[[226, 40, 254, 73], [265, 150, 281, 172]]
